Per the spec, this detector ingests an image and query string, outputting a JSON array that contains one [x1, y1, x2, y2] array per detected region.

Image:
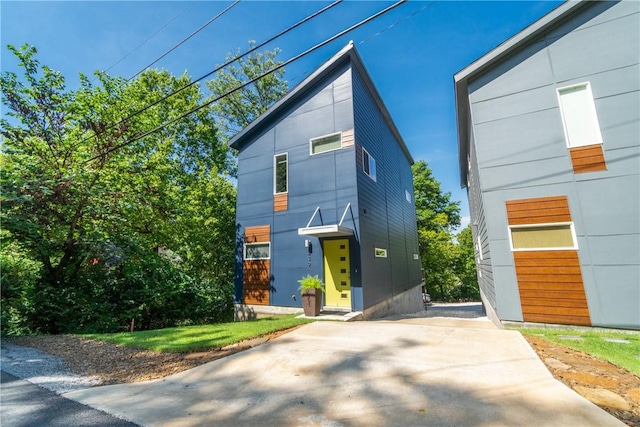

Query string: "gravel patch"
[[1, 342, 101, 394]]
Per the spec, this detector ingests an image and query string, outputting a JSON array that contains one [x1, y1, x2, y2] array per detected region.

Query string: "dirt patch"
[[4, 328, 294, 385], [523, 335, 640, 426], [5, 329, 640, 425]]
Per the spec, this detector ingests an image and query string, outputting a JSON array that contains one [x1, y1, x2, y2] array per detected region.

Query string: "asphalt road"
[[0, 371, 137, 427]]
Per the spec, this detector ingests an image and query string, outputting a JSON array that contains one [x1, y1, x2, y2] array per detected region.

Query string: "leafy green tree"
[[452, 224, 479, 300], [412, 160, 461, 301], [207, 42, 289, 176], [1, 45, 234, 333], [207, 42, 289, 135]]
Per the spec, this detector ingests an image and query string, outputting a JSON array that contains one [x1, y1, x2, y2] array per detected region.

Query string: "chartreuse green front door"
[[323, 239, 351, 308]]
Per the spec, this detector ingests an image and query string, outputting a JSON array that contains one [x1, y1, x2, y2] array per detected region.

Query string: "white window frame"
[[310, 132, 342, 156], [273, 152, 288, 195], [405, 189, 412, 204], [375, 247, 388, 258], [508, 222, 578, 252], [363, 148, 376, 181], [244, 242, 271, 260], [556, 82, 603, 148]]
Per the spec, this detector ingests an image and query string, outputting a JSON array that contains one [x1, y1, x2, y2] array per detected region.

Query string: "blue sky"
[[1, 1, 563, 229]]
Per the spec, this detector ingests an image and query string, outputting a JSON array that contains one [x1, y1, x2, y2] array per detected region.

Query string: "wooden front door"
[[323, 239, 351, 308]]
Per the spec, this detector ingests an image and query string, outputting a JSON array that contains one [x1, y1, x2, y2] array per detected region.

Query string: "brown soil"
[[5, 330, 640, 426], [4, 328, 294, 385], [523, 335, 640, 427]]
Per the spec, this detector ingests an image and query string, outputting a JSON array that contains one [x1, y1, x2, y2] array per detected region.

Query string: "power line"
[[73, 0, 343, 151], [84, 0, 407, 164], [98, 3, 195, 78], [128, 0, 240, 81], [358, 1, 435, 45], [286, 2, 435, 94]]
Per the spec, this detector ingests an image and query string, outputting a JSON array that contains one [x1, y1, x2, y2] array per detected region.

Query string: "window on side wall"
[[375, 248, 387, 258], [557, 82, 603, 148], [310, 132, 342, 155], [508, 223, 577, 251], [274, 153, 288, 194], [363, 148, 376, 181], [244, 242, 271, 260]]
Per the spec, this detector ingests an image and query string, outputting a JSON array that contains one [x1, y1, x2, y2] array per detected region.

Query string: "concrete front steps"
[[234, 303, 361, 322]]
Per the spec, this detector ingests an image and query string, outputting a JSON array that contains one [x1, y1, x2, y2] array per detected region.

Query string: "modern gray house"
[[230, 42, 423, 319], [455, 0, 639, 329]]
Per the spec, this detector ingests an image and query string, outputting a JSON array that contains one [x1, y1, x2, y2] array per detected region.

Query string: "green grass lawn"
[[82, 315, 312, 353], [518, 328, 640, 376]]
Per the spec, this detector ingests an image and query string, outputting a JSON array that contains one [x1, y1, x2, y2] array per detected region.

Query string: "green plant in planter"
[[298, 275, 324, 316], [297, 275, 325, 292]]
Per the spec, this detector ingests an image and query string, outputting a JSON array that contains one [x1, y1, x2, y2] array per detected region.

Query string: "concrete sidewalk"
[[64, 319, 623, 427]]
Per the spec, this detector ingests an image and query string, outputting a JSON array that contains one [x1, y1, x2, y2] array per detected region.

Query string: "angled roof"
[[454, 0, 591, 188], [229, 42, 414, 164]]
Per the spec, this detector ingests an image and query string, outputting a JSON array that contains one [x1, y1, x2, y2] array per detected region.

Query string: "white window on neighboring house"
[[310, 132, 342, 155], [557, 82, 603, 148], [508, 223, 578, 251], [244, 242, 271, 260], [405, 189, 412, 204], [363, 148, 376, 181]]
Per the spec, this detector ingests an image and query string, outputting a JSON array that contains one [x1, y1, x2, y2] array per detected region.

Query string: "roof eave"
[[348, 47, 414, 165], [229, 42, 414, 165], [453, 0, 590, 189], [229, 42, 355, 150]]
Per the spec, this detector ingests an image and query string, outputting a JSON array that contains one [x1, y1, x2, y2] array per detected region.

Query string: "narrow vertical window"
[[363, 148, 376, 181], [557, 82, 603, 148], [274, 153, 288, 194]]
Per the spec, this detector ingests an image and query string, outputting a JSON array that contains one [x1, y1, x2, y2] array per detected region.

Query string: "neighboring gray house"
[[230, 42, 423, 319], [455, 0, 639, 329]]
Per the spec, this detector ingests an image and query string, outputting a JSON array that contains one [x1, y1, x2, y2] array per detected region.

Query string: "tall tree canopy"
[[412, 160, 477, 301], [1, 45, 234, 333], [207, 41, 289, 136]]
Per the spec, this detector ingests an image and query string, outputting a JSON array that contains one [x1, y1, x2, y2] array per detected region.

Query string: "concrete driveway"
[[64, 317, 623, 427]]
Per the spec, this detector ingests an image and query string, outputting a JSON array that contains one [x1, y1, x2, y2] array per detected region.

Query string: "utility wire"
[[84, 0, 407, 164], [128, 0, 240, 81], [74, 0, 342, 151], [286, 2, 434, 93], [358, 1, 435, 45], [97, 3, 195, 78]]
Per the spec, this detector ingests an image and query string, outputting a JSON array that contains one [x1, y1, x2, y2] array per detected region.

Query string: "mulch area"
[[5, 330, 640, 426], [5, 334, 242, 385]]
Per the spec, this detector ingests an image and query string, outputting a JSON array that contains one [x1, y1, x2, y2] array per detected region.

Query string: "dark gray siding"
[[236, 64, 360, 308], [466, 1, 639, 328], [352, 67, 421, 309]]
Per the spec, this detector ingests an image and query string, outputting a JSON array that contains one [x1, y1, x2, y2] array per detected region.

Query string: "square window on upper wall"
[[557, 82, 603, 148], [310, 132, 342, 155], [363, 148, 376, 181]]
